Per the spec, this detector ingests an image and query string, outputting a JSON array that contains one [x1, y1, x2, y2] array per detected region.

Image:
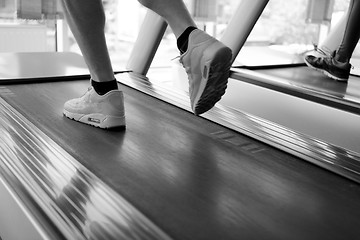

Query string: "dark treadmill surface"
[[253, 65, 360, 104], [2, 79, 360, 240]]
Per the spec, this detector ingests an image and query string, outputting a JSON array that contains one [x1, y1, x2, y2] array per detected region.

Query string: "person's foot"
[[63, 87, 125, 129], [304, 53, 351, 82], [179, 29, 232, 115]]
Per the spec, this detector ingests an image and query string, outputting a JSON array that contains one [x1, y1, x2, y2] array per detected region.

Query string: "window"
[[0, 0, 353, 68], [0, 0, 58, 52], [233, 0, 351, 66]]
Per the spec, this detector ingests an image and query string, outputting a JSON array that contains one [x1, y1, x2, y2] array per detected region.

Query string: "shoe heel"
[[100, 115, 126, 129], [202, 41, 232, 67], [194, 42, 232, 115]]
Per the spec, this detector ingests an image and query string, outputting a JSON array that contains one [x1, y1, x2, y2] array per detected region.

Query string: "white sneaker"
[[63, 87, 125, 129], [179, 29, 232, 115]]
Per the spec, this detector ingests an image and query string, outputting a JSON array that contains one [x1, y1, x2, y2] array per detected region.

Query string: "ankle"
[[91, 79, 118, 95], [334, 54, 350, 65], [177, 26, 197, 54]]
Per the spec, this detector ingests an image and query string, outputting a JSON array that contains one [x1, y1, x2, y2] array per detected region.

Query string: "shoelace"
[[314, 44, 328, 56], [301, 43, 329, 57], [171, 55, 189, 71], [171, 55, 181, 62], [77, 86, 94, 101]]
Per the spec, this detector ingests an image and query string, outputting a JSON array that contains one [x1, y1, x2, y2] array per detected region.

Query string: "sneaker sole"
[[63, 110, 126, 129], [304, 58, 348, 82], [193, 43, 232, 115]]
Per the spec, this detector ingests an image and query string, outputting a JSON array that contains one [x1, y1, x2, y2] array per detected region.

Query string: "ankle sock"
[[91, 79, 118, 95], [177, 26, 197, 54], [334, 54, 350, 65]]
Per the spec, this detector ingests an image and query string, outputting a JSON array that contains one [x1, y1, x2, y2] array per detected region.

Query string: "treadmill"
[[1, 2, 360, 240]]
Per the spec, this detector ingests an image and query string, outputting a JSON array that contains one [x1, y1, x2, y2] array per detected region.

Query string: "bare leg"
[[61, 0, 196, 80], [318, 8, 349, 56], [60, 0, 114, 82], [138, 0, 196, 38]]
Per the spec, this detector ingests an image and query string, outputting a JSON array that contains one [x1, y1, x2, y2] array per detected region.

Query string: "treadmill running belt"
[[1, 79, 360, 240]]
